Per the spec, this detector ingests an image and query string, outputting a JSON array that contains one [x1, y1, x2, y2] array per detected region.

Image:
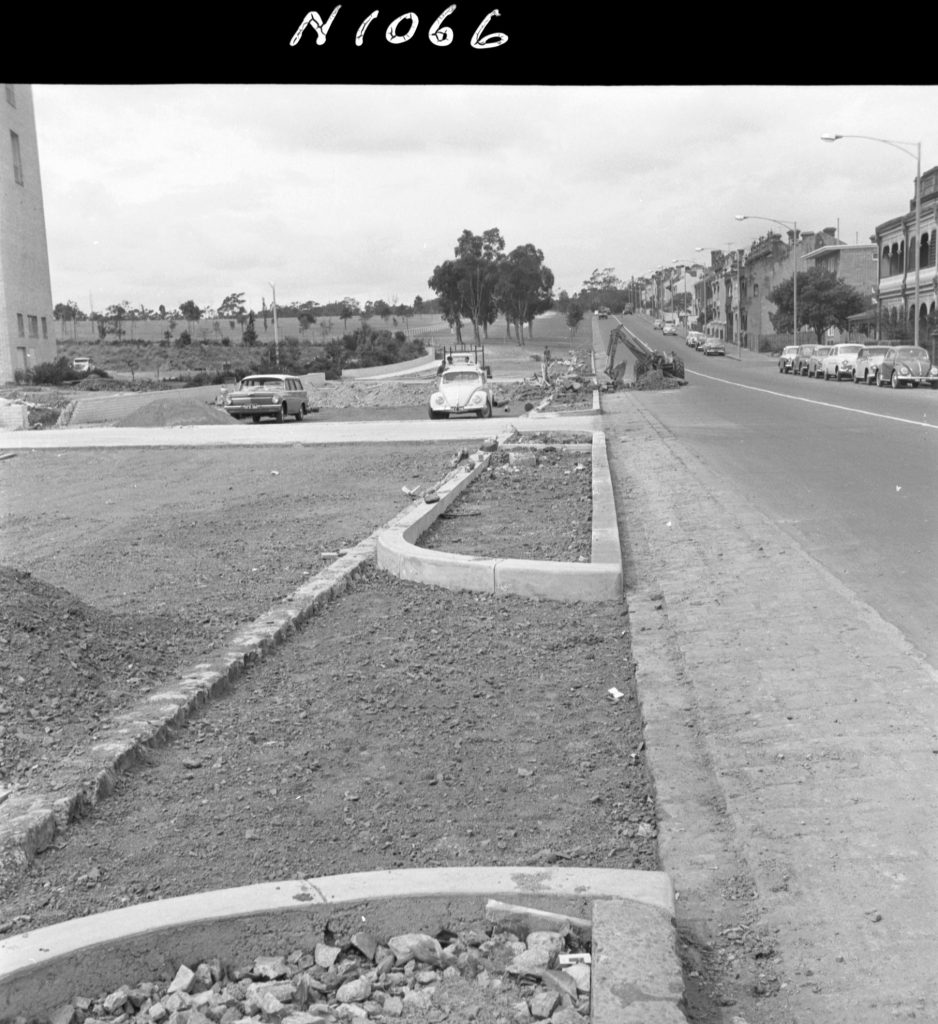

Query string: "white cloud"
[[31, 83, 938, 310]]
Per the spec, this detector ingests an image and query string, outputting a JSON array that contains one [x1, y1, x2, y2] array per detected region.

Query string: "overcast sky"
[[31, 84, 938, 315]]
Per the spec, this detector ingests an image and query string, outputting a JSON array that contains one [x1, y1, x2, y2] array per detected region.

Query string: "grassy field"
[[53, 311, 591, 380]]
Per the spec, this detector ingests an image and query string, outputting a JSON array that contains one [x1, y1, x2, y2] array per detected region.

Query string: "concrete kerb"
[[0, 866, 680, 1023], [376, 430, 623, 602]]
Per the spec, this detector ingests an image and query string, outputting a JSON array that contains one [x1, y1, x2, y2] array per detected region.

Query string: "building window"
[[28, 315, 39, 338], [41, 316, 48, 339], [16, 313, 24, 337], [5, 84, 14, 107], [10, 131, 23, 185]]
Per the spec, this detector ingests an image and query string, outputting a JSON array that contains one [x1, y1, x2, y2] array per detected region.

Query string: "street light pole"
[[821, 133, 921, 347], [735, 216, 798, 351], [269, 282, 280, 369]]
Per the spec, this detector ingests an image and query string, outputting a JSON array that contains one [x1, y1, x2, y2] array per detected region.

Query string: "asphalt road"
[[615, 315, 938, 667]]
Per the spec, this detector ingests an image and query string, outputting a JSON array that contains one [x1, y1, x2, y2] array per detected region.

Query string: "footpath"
[[596, 321, 938, 1021]]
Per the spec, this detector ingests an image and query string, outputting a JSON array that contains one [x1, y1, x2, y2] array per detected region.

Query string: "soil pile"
[[115, 396, 239, 427]]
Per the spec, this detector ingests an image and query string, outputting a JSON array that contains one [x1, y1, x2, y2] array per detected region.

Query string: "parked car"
[[820, 343, 863, 381], [225, 374, 310, 422], [701, 337, 725, 356], [877, 346, 938, 389], [429, 363, 493, 418], [778, 346, 798, 373], [597, 307, 610, 319], [686, 331, 705, 348], [806, 346, 831, 378], [652, 319, 664, 331], [792, 344, 817, 376], [71, 356, 93, 373], [852, 345, 890, 385], [662, 323, 677, 336]]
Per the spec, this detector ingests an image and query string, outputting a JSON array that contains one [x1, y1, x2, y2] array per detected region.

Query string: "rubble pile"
[[307, 381, 435, 408], [31, 920, 593, 1024]]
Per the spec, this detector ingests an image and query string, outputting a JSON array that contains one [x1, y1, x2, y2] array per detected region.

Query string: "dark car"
[[877, 346, 938, 389], [792, 344, 817, 376]]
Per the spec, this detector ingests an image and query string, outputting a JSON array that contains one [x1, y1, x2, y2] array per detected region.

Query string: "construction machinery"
[[604, 324, 685, 387]]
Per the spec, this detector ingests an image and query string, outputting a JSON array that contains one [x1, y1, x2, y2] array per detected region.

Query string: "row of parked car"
[[778, 343, 938, 389], [686, 330, 726, 356]]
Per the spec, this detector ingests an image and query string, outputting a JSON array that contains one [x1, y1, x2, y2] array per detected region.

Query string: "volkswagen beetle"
[[428, 364, 493, 419]]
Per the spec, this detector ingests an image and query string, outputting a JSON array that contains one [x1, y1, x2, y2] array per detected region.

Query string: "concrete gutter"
[[0, 866, 682, 1024], [376, 431, 622, 602]]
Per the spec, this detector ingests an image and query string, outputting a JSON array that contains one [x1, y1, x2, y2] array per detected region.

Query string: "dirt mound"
[[115, 396, 238, 427], [0, 566, 185, 792]]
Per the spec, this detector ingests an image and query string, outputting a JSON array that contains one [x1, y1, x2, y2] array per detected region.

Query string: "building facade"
[[0, 83, 55, 383], [800, 242, 878, 345], [735, 228, 841, 351], [872, 165, 938, 358]]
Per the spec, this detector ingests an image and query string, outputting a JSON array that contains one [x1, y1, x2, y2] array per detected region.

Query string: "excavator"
[[603, 323, 685, 387]]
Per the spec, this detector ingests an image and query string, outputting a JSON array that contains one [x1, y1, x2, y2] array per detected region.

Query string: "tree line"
[[426, 228, 554, 345], [52, 293, 440, 344]]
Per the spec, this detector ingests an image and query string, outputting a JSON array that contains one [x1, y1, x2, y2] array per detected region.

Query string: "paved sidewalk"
[[602, 391, 938, 1023]]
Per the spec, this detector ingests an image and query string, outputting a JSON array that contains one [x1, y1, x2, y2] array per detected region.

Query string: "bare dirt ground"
[[0, 378, 752, 1024]]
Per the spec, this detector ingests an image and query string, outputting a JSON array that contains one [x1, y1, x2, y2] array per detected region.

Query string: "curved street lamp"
[[735, 216, 799, 350], [821, 132, 921, 347]]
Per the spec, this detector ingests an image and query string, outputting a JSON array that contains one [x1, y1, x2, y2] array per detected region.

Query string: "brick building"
[[0, 83, 55, 383], [800, 242, 878, 346]]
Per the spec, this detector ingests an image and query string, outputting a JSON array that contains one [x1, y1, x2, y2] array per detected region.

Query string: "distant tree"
[[339, 298, 360, 331], [427, 259, 466, 344], [768, 267, 865, 343], [54, 300, 83, 341], [556, 289, 571, 315], [243, 312, 257, 346], [496, 243, 554, 344], [413, 295, 424, 315], [453, 227, 505, 343], [218, 292, 247, 327], [566, 301, 585, 337], [105, 303, 128, 342], [179, 300, 203, 338]]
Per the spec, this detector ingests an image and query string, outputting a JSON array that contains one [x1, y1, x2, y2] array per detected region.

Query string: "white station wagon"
[[225, 374, 310, 422]]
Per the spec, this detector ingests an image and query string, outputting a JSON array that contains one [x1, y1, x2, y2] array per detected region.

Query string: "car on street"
[[877, 345, 938, 389], [225, 374, 310, 422], [686, 331, 705, 348], [701, 337, 726, 356], [820, 343, 863, 381], [652, 318, 664, 331], [429, 363, 493, 418], [792, 344, 818, 376], [778, 346, 798, 373], [806, 346, 831, 378], [852, 345, 890, 385], [597, 307, 610, 319], [662, 323, 677, 336]]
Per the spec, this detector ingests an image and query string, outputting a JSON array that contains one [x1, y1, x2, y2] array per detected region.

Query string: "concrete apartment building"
[[0, 83, 55, 383]]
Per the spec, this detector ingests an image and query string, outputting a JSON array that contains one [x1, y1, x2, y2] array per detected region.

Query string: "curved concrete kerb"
[[376, 431, 623, 602], [0, 866, 680, 1022]]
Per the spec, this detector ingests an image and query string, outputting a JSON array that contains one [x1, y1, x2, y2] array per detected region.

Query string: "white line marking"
[[686, 370, 938, 430]]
